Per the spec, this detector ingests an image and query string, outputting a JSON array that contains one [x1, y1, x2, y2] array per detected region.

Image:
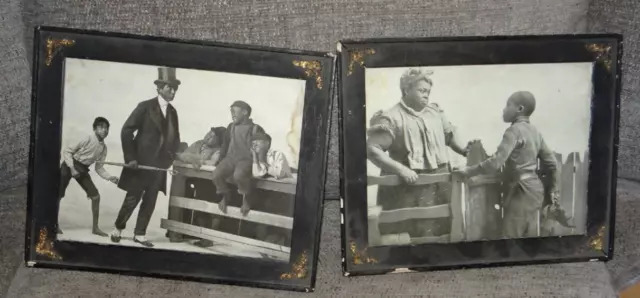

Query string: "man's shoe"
[[110, 228, 122, 243], [134, 235, 154, 248]]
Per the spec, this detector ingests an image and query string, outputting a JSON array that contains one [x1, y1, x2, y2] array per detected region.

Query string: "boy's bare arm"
[[95, 148, 118, 184], [446, 129, 469, 157]]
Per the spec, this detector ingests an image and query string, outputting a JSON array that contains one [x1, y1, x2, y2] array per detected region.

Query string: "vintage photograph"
[[56, 58, 304, 262], [365, 63, 593, 246]]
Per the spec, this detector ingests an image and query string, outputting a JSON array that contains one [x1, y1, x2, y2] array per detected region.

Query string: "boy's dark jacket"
[[218, 119, 265, 162], [118, 97, 180, 195]]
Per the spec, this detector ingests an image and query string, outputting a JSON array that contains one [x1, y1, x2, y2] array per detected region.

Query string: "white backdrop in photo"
[[57, 58, 305, 251], [365, 63, 593, 206]]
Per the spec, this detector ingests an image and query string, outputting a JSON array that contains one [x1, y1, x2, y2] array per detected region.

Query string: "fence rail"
[[163, 162, 296, 259], [367, 142, 588, 246]]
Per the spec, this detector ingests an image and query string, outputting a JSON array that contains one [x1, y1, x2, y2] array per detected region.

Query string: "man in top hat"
[[110, 67, 182, 248]]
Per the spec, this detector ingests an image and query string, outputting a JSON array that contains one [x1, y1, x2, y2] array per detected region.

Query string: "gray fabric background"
[[1, 0, 639, 296]]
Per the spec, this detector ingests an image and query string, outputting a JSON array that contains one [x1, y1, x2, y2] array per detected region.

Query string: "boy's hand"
[[191, 159, 203, 169], [551, 191, 560, 205], [452, 166, 471, 179], [127, 160, 138, 169], [107, 176, 119, 184], [398, 167, 418, 184], [71, 170, 81, 179]]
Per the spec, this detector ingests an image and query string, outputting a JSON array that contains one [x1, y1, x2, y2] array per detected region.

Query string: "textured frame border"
[[338, 34, 622, 276], [26, 26, 334, 292]]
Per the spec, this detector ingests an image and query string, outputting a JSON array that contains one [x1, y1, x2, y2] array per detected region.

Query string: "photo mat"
[[58, 58, 305, 262], [365, 63, 592, 246]]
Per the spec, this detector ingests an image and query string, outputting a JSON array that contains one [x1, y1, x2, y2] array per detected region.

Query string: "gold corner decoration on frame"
[[45, 38, 75, 67], [292, 60, 323, 90], [589, 225, 606, 252], [347, 49, 376, 76], [280, 251, 309, 280], [35, 227, 62, 260], [585, 43, 613, 73], [350, 241, 378, 265]]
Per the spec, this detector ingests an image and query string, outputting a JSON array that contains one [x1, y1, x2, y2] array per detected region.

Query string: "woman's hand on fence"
[[398, 167, 418, 184]]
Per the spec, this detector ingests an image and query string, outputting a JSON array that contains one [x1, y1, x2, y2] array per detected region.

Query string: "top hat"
[[154, 67, 181, 86]]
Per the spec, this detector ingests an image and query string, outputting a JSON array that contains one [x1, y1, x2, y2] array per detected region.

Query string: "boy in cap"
[[251, 132, 293, 180], [454, 91, 559, 238], [58, 117, 119, 236], [212, 100, 265, 216]]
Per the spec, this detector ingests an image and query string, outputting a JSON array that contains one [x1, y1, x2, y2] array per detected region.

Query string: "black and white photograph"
[[27, 27, 332, 292], [365, 63, 592, 246], [56, 58, 302, 261], [339, 35, 620, 275]]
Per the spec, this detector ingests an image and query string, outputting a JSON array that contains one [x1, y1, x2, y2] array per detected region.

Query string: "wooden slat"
[[255, 179, 297, 195], [173, 163, 297, 195], [573, 151, 588, 234], [464, 141, 503, 241], [368, 206, 383, 246], [467, 174, 501, 187], [167, 175, 187, 240], [161, 219, 291, 255], [170, 196, 293, 229], [449, 176, 464, 242], [559, 153, 576, 236], [411, 234, 450, 244], [378, 233, 411, 246], [378, 205, 451, 223], [367, 173, 450, 186]]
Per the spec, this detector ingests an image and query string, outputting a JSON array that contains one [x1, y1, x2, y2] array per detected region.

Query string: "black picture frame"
[[26, 26, 333, 292], [338, 34, 621, 275]]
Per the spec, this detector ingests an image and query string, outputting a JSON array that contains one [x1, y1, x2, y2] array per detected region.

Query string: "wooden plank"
[[557, 153, 576, 236], [378, 205, 451, 223], [449, 175, 464, 242], [464, 141, 502, 241], [167, 175, 187, 240], [367, 173, 450, 186], [173, 163, 298, 195], [368, 206, 382, 246], [574, 151, 588, 234], [255, 179, 297, 195], [467, 174, 501, 187], [411, 234, 450, 244], [378, 233, 411, 246], [161, 219, 291, 255], [170, 196, 293, 230]]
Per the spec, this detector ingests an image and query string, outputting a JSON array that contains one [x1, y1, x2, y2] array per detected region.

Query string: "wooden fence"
[[367, 142, 589, 246], [162, 162, 296, 260]]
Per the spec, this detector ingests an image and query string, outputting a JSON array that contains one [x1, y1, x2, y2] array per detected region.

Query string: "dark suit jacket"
[[117, 97, 180, 194]]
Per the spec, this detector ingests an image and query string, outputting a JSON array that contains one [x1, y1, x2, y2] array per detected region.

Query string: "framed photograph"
[[26, 26, 333, 292], [338, 35, 621, 275]]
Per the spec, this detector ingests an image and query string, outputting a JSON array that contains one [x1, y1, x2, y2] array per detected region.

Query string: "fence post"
[[450, 175, 464, 242], [167, 174, 187, 240]]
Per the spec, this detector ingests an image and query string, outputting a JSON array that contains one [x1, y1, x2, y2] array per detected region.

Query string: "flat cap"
[[230, 100, 252, 114]]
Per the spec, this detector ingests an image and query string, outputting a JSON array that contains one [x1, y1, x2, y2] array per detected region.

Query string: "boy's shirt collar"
[[92, 132, 105, 144], [512, 115, 530, 124]]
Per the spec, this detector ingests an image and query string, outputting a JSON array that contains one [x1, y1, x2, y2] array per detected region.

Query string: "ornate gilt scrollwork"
[[45, 38, 75, 66]]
